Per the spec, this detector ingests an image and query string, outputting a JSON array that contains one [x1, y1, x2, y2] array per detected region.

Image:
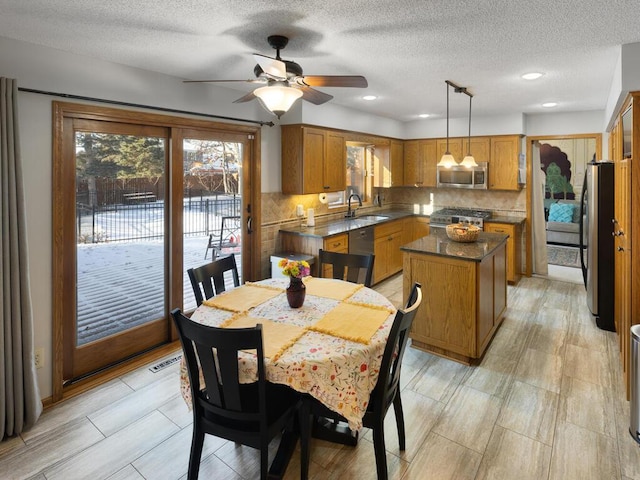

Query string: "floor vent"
[[149, 354, 182, 373]]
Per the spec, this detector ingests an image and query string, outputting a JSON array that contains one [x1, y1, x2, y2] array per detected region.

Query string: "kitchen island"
[[401, 230, 508, 365]]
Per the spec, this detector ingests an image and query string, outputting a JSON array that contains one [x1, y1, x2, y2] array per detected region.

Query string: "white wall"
[[404, 113, 525, 139], [1, 34, 613, 398]]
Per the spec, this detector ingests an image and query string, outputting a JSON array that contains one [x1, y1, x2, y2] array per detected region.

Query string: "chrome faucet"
[[345, 193, 362, 218]]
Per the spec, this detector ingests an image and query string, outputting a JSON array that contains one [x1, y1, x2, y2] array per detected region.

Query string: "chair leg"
[[372, 418, 388, 480], [299, 400, 312, 480], [260, 443, 269, 480], [393, 392, 406, 451], [188, 424, 205, 480]]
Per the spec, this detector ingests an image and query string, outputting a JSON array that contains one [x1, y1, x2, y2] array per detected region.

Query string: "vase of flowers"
[[279, 258, 310, 308]]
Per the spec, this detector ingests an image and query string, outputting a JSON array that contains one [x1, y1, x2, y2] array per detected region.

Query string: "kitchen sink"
[[354, 215, 390, 221]]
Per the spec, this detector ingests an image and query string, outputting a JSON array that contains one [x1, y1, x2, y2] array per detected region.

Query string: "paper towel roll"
[[318, 193, 328, 204], [307, 208, 315, 226]]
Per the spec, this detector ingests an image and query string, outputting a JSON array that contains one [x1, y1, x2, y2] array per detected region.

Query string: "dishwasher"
[[349, 226, 375, 256]]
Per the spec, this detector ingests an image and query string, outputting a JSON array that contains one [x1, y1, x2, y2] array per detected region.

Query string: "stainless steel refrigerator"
[[579, 160, 615, 331]]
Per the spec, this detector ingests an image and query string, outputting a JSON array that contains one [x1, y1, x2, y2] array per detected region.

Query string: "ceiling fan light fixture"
[[254, 83, 302, 118]]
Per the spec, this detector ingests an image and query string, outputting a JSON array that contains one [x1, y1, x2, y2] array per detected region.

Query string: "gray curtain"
[[531, 141, 548, 275], [1, 77, 42, 440]]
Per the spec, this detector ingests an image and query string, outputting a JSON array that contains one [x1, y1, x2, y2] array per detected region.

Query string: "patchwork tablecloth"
[[180, 277, 396, 431]]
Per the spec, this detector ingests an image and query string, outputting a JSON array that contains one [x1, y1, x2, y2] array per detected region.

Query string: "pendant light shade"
[[438, 80, 477, 168], [438, 81, 455, 168], [460, 93, 478, 168], [254, 82, 303, 118]]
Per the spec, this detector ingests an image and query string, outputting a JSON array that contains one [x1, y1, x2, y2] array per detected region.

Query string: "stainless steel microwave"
[[436, 162, 488, 189]]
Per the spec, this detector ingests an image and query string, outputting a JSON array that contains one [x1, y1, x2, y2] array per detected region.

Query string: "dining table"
[[179, 276, 397, 432]]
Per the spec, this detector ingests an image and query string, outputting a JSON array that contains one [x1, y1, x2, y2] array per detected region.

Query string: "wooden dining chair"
[[187, 254, 240, 306], [300, 283, 423, 480], [171, 308, 303, 480], [318, 249, 375, 287]]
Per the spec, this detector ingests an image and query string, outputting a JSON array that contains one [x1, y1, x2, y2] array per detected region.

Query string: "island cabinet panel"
[[373, 219, 404, 284], [403, 236, 507, 365], [405, 254, 477, 358]]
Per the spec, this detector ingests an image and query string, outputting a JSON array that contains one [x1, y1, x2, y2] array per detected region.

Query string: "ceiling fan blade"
[[299, 75, 368, 88], [253, 54, 287, 79], [232, 91, 257, 104], [183, 79, 264, 84], [299, 86, 334, 105]]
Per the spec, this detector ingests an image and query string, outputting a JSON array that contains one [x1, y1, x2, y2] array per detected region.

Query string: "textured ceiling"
[[2, 0, 640, 121]]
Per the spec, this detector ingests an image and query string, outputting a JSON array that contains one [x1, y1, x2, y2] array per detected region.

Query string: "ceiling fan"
[[184, 35, 368, 117]]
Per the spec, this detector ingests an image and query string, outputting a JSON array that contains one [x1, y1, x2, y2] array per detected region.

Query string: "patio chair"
[[299, 283, 423, 480], [205, 215, 242, 260], [171, 309, 302, 480], [318, 249, 375, 287], [187, 254, 240, 306]]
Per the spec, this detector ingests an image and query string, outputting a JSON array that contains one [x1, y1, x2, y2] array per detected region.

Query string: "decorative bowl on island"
[[446, 223, 480, 243]]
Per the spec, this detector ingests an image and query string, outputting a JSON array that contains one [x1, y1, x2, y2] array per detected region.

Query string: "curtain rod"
[[17, 87, 275, 127]]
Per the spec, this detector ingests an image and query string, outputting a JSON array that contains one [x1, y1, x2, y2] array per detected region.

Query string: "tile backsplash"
[[259, 186, 527, 277]]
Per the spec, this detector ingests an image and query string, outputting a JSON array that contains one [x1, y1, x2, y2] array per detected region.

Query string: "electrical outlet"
[[34, 347, 44, 369]]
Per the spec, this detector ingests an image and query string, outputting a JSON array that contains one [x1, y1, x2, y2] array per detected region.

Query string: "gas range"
[[430, 208, 492, 229]]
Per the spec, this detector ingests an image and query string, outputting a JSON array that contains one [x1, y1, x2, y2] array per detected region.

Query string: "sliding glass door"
[[53, 102, 260, 393]]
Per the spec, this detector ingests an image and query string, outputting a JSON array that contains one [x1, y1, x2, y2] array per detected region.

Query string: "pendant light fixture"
[[438, 81, 457, 168], [460, 93, 478, 168], [438, 80, 478, 168]]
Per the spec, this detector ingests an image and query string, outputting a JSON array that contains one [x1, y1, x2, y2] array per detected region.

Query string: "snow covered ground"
[[76, 235, 241, 345]]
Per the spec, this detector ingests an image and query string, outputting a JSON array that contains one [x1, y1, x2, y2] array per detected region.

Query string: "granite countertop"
[[279, 209, 420, 237], [486, 215, 526, 225], [400, 230, 508, 262]]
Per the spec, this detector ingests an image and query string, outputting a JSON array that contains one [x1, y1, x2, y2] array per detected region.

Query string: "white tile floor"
[[2, 271, 639, 479]]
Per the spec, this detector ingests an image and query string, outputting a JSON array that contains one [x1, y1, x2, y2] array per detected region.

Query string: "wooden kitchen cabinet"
[[437, 137, 465, 164], [404, 139, 437, 187], [373, 219, 404, 284], [281, 125, 346, 194], [484, 221, 521, 284], [390, 140, 404, 186], [279, 231, 348, 278], [463, 136, 491, 163], [373, 139, 404, 188], [403, 237, 507, 365], [488, 135, 522, 190], [412, 216, 430, 241]]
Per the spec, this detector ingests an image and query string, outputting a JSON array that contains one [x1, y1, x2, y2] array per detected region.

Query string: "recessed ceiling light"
[[362, 95, 377, 101], [418, 113, 430, 118], [522, 72, 544, 80], [542, 102, 558, 108]]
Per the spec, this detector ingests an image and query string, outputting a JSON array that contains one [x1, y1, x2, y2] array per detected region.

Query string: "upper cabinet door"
[[403, 140, 421, 186], [301, 127, 326, 194], [489, 136, 521, 190], [420, 140, 437, 187], [325, 130, 346, 192], [437, 138, 464, 164], [463, 137, 491, 163], [390, 140, 404, 186]]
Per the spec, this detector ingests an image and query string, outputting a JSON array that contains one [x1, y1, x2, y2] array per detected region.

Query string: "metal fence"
[[77, 194, 241, 243]]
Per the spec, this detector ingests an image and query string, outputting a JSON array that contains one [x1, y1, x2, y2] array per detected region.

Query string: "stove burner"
[[430, 208, 492, 229]]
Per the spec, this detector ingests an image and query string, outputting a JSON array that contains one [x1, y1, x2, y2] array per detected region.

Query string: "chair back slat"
[[172, 309, 265, 415], [188, 255, 240, 306], [373, 283, 422, 406], [318, 249, 375, 287]]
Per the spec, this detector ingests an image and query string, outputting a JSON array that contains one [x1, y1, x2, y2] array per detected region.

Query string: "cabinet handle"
[[332, 242, 341, 247], [324, 186, 330, 189], [617, 246, 625, 252]]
